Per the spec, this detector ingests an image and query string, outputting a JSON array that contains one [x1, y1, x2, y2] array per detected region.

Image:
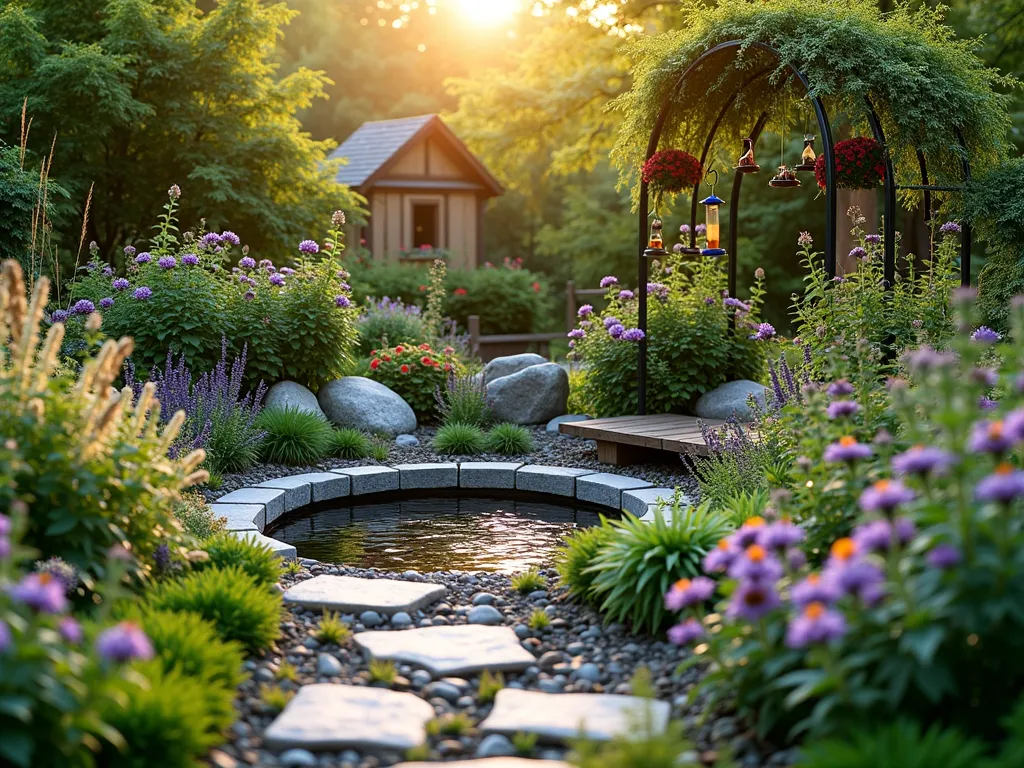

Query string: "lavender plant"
[[357, 295, 425, 355], [435, 370, 491, 427]]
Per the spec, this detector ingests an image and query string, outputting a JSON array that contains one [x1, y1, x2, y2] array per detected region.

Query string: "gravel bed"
[[203, 427, 699, 502], [209, 563, 797, 768]]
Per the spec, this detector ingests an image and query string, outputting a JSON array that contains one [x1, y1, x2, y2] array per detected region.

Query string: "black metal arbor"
[[635, 40, 975, 415]]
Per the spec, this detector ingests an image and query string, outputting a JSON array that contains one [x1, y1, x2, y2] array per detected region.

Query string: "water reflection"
[[268, 496, 604, 573]]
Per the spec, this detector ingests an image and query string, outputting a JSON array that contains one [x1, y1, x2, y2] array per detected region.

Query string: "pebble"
[[410, 669, 432, 688], [360, 611, 383, 628], [317, 653, 343, 677], [538, 650, 563, 671], [537, 679, 564, 693], [476, 733, 516, 758], [395, 434, 420, 447], [423, 681, 462, 703], [390, 611, 412, 628], [467, 605, 504, 625], [471, 592, 497, 606], [573, 662, 602, 682], [513, 624, 529, 639], [279, 748, 317, 766]]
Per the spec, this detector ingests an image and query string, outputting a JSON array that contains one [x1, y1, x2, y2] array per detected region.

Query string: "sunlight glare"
[[456, 0, 521, 27]]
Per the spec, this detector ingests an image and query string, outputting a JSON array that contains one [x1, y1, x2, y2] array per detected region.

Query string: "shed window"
[[412, 202, 439, 249]]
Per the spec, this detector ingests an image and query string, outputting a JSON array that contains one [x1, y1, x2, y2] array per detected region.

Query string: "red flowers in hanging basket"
[[815, 137, 885, 190], [641, 150, 703, 193]]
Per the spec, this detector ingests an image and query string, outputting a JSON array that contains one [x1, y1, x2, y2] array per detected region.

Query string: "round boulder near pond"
[[317, 377, 417, 436], [265, 381, 326, 419], [482, 353, 548, 385], [486, 363, 569, 425], [694, 379, 768, 422]]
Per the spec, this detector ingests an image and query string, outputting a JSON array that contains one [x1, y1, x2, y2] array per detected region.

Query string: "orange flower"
[[400, 364, 410, 374], [830, 538, 858, 561], [743, 516, 766, 528], [673, 578, 691, 591], [370, 358, 380, 370], [745, 544, 766, 562]]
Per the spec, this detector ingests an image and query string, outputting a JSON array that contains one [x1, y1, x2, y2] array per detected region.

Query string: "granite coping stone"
[[393, 463, 459, 490], [480, 689, 670, 744], [283, 575, 446, 614], [621, 487, 678, 517], [259, 472, 351, 504], [255, 476, 312, 512], [229, 531, 296, 560], [263, 684, 433, 753], [576, 473, 653, 509], [514, 465, 597, 497], [459, 462, 524, 489], [354, 625, 536, 676], [210, 503, 264, 532], [399, 761, 572, 768], [329, 466, 400, 495], [216, 487, 286, 524]]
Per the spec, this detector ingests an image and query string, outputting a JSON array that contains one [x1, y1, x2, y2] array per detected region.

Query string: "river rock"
[[265, 381, 326, 419], [318, 377, 417, 436], [487, 363, 569, 425], [483, 353, 547, 385], [694, 380, 768, 422]]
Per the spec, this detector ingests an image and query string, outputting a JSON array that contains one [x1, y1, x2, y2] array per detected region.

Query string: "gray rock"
[[694, 379, 768, 422], [360, 610, 383, 628], [573, 663, 602, 683], [527, 590, 548, 600], [546, 414, 591, 433], [513, 624, 529, 639], [538, 651, 563, 671], [537, 679, 564, 693], [316, 653, 343, 677], [391, 612, 412, 628], [476, 734, 517, 758], [317, 377, 417, 436], [483, 353, 547, 385], [422, 681, 462, 704], [467, 605, 504, 625], [266, 381, 326, 419], [471, 592, 496, 606], [395, 434, 420, 447], [487, 363, 569, 425], [279, 748, 318, 767]]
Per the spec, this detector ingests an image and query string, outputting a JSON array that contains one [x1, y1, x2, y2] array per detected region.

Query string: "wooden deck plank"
[[558, 413, 732, 463]]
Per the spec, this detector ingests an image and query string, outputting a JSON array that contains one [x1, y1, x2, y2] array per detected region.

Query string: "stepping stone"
[[398, 761, 572, 768], [283, 575, 445, 615], [264, 684, 433, 753], [480, 689, 670, 744], [354, 625, 535, 676]]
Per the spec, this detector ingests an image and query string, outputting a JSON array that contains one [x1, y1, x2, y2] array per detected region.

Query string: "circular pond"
[[267, 492, 608, 573]]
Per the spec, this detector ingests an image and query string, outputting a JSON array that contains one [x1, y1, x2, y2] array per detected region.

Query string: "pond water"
[[267, 493, 607, 573]]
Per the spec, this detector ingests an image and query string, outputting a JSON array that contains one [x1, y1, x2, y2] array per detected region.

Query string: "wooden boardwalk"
[[559, 414, 725, 466]]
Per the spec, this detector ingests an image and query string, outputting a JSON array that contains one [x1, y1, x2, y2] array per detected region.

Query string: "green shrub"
[[588, 500, 732, 634], [510, 568, 546, 595], [555, 522, 616, 603], [527, 609, 550, 631], [368, 658, 397, 684], [485, 423, 534, 455], [369, 436, 391, 461], [367, 342, 459, 420], [0, 260, 205, 585], [256, 406, 332, 465], [568, 256, 764, 417], [432, 423, 486, 455], [259, 684, 294, 714], [205, 409, 264, 475], [99, 661, 219, 768], [328, 428, 371, 459], [435, 372, 491, 427], [566, 366, 592, 417], [478, 670, 504, 704], [135, 609, 245, 735], [316, 611, 352, 645], [173, 492, 226, 541], [357, 296, 427, 355], [512, 732, 539, 757], [200, 532, 283, 587], [144, 566, 281, 652], [798, 721, 989, 768], [427, 713, 474, 737]]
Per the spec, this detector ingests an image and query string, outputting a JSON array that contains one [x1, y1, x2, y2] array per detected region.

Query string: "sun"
[[456, 0, 521, 27]]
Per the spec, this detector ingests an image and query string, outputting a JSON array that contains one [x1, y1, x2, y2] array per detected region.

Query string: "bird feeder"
[[699, 170, 726, 257]]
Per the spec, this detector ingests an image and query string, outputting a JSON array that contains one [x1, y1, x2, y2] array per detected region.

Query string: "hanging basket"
[[815, 137, 886, 190], [641, 150, 704, 194]]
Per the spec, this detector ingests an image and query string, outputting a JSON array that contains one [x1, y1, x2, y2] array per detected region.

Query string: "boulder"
[[487, 363, 569, 425], [546, 414, 591, 433], [483, 353, 547, 385], [694, 380, 767, 422], [317, 377, 417, 436], [265, 381, 325, 419]]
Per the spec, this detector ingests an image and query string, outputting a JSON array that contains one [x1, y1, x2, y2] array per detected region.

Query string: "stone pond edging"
[[212, 463, 685, 560]]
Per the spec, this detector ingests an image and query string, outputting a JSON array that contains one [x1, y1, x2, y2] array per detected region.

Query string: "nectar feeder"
[[795, 134, 817, 172], [643, 218, 666, 258], [734, 137, 760, 174], [699, 169, 726, 257]]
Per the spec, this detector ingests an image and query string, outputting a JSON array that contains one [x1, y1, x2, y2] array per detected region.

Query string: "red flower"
[[815, 138, 884, 190], [532, 281, 541, 292], [360, 238, 367, 245], [419, 285, 427, 291], [420, 244, 432, 250], [371, 350, 378, 357], [382, 354, 392, 362], [453, 287, 467, 296], [395, 345, 405, 354], [419, 343, 431, 351], [400, 364, 410, 374], [641, 150, 703, 193], [444, 363, 453, 371], [443, 346, 455, 355], [421, 356, 433, 366], [370, 358, 381, 370]]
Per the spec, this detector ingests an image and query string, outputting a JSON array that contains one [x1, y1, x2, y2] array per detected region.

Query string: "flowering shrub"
[[367, 342, 460, 420], [568, 250, 766, 417], [357, 296, 426, 355], [640, 149, 703, 194], [666, 294, 1024, 746], [814, 137, 885, 189]]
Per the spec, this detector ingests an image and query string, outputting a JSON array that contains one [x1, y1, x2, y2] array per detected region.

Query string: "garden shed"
[[330, 114, 503, 268]]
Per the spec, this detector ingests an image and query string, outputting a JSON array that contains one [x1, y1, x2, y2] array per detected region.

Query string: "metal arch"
[[864, 97, 897, 289], [636, 38, 838, 415]]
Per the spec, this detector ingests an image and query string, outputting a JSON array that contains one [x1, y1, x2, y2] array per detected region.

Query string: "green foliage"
[[259, 685, 294, 714], [432, 422, 486, 455], [477, 670, 504, 704], [688, 418, 786, 509], [555, 522, 616, 604], [527, 609, 550, 631], [368, 342, 459, 420], [510, 568, 546, 595], [427, 713, 474, 737], [798, 721, 988, 768], [204, 409, 264, 475], [570, 255, 765, 417], [0, 142, 66, 276], [199, 532, 283, 588], [316, 611, 351, 645], [328, 428, 371, 459], [436, 372, 491, 427], [368, 659, 397, 684], [566, 366, 592, 417], [512, 732, 539, 757], [173, 492, 226, 542], [357, 297, 426, 355], [718, 489, 770, 528], [256, 407, 332, 466], [144, 566, 281, 653], [369, 436, 391, 462], [98, 662, 219, 768], [485, 423, 534, 455], [135, 609, 246, 736], [276, 660, 298, 682], [588, 500, 733, 634]]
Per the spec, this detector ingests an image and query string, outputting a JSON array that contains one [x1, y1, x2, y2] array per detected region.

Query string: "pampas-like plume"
[[183, 470, 210, 488], [33, 322, 65, 392], [180, 449, 207, 474], [158, 410, 186, 453], [132, 382, 157, 435], [15, 274, 49, 392], [2, 261, 27, 346]]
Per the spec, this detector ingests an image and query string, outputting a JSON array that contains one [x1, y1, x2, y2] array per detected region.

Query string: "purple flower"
[[723, 297, 751, 312], [280, 267, 296, 276], [200, 232, 221, 249], [759, 520, 804, 552], [664, 576, 716, 611], [972, 367, 999, 387], [892, 445, 957, 476], [599, 276, 618, 288], [9, 573, 68, 613], [969, 419, 1015, 454], [568, 328, 586, 340], [607, 323, 625, 339], [823, 436, 873, 463], [786, 603, 847, 648], [135, 252, 151, 264], [703, 540, 738, 573], [238, 256, 256, 269], [904, 345, 956, 372], [618, 290, 634, 301], [672, 243, 685, 254], [849, 247, 867, 260], [578, 304, 593, 318], [853, 519, 913, 553], [112, 277, 130, 291], [99, 297, 114, 310], [50, 310, 68, 323], [979, 396, 999, 411], [704, 296, 715, 306], [679, 224, 691, 235], [825, 558, 885, 605], [123, 245, 136, 257], [1006, 409, 1024, 442], [647, 282, 669, 299], [71, 299, 95, 315], [791, 573, 842, 607], [976, 463, 1024, 504], [102, 265, 114, 276], [827, 379, 854, 397], [727, 579, 781, 621], [787, 548, 807, 569], [603, 316, 620, 329], [59, 617, 83, 644], [259, 259, 273, 268], [133, 286, 152, 300], [668, 618, 705, 646], [220, 231, 240, 246], [865, 234, 881, 245], [827, 400, 860, 419], [797, 231, 813, 247], [695, 224, 707, 236], [243, 290, 256, 301], [95, 622, 154, 663], [0, 515, 9, 537], [728, 545, 784, 582], [181, 253, 199, 266], [0, 620, 9, 653], [859, 479, 915, 514], [971, 326, 1001, 344], [940, 221, 961, 234], [0, 537, 8, 559], [299, 239, 319, 254], [733, 519, 768, 548], [157, 256, 176, 270], [335, 295, 351, 308], [269, 273, 285, 286], [750, 323, 776, 341], [621, 328, 645, 342], [927, 544, 961, 570]]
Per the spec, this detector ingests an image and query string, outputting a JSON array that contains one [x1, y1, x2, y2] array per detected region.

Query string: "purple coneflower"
[[703, 539, 737, 573], [969, 419, 1014, 454], [790, 573, 841, 607], [891, 445, 956, 476], [59, 617, 83, 644], [9, 573, 67, 613], [827, 379, 855, 397], [667, 618, 705, 646], [826, 400, 860, 419], [823, 436, 873, 463], [728, 545, 784, 582], [299, 239, 319, 254], [664, 576, 716, 611], [133, 286, 152, 300], [759, 520, 804, 551], [95, 622, 153, 662], [976, 463, 1024, 504], [727, 579, 781, 621], [927, 544, 961, 570], [785, 602, 847, 648], [859, 479, 915, 514]]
